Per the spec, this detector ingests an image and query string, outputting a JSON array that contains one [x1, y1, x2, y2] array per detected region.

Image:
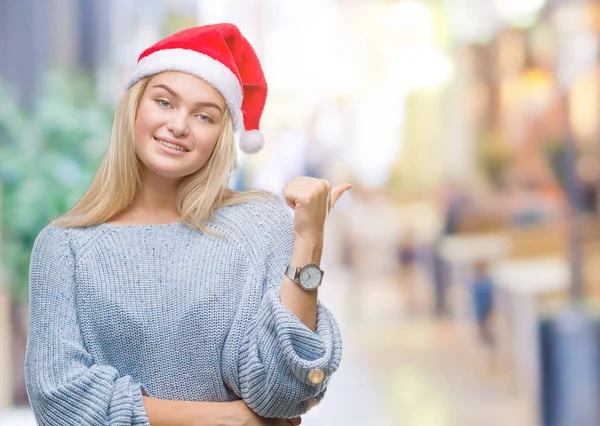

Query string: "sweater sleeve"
[[236, 203, 343, 418], [24, 225, 150, 426]]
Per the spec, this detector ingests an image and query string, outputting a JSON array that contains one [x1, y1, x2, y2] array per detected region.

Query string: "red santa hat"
[[126, 23, 267, 154]]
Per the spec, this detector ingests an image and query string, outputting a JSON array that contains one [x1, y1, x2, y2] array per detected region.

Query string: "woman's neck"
[[109, 172, 183, 225]]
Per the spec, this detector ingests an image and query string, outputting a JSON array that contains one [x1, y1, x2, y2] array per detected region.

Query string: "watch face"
[[299, 265, 322, 290]]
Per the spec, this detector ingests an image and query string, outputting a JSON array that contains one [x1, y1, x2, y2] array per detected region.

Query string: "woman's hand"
[[283, 176, 352, 244], [224, 400, 301, 425]]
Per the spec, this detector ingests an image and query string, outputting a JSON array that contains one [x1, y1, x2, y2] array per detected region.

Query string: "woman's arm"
[[279, 179, 351, 331], [142, 396, 203, 426], [221, 200, 342, 419], [143, 397, 239, 426], [142, 397, 300, 426]]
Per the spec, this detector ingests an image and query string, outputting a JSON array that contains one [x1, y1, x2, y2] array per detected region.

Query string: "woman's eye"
[[157, 99, 171, 108], [197, 113, 213, 123]]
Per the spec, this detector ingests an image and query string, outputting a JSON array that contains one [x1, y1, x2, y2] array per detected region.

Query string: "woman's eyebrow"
[[152, 84, 223, 114], [153, 84, 179, 99]]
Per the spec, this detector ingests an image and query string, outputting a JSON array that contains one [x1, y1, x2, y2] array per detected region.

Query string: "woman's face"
[[134, 71, 226, 181]]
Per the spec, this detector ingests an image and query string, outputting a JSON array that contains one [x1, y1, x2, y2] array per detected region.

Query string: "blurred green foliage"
[[0, 70, 113, 301]]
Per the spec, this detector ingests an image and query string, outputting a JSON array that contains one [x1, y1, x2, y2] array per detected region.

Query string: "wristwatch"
[[285, 263, 324, 291]]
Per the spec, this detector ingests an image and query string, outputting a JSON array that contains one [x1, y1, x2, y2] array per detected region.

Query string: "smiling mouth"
[[154, 137, 189, 152]]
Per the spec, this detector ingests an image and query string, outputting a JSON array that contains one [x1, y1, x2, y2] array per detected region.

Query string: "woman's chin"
[[142, 160, 194, 180]]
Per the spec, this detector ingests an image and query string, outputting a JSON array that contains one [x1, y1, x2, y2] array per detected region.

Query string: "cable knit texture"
[[25, 198, 343, 425]]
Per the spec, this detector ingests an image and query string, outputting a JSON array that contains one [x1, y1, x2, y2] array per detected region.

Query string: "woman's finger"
[[330, 183, 352, 207]]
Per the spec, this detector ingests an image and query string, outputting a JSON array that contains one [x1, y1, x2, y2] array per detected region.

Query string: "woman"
[[24, 23, 350, 426]]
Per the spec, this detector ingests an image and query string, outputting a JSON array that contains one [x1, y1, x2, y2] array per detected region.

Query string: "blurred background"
[[2, 0, 600, 425]]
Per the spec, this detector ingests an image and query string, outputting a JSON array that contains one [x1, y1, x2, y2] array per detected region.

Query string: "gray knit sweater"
[[24, 198, 342, 425]]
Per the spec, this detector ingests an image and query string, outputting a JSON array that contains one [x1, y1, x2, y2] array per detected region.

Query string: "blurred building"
[[0, 0, 175, 108], [1, 0, 98, 108]]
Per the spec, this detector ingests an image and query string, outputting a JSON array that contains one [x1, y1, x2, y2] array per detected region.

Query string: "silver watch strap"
[[285, 264, 300, 282]]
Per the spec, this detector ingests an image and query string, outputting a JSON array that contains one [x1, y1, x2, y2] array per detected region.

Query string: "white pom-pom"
[[239, 130, 265, 154]]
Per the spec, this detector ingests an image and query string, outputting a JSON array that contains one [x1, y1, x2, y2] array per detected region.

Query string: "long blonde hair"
[[53, 76, 276, 233]]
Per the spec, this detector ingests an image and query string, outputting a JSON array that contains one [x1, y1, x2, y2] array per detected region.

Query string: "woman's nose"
[[167, 113, 190, 138]]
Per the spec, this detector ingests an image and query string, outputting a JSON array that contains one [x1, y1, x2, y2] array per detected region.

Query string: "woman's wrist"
[[190, 401, 242, 426], [205, 400, 259, 426], [292, 234, 324, 266]]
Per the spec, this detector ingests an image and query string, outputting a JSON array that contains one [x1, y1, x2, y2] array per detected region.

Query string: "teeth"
[[157, 139, 187, 152]]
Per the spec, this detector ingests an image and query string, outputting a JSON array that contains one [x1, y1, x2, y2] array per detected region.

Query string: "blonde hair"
[[53, 76, 276, 234]]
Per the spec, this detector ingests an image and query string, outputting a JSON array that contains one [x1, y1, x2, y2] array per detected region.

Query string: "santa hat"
[[126, 23, 267, 154]]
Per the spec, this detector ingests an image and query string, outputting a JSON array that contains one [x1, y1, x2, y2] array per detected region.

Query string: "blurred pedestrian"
[[471, 261, 495, 347]]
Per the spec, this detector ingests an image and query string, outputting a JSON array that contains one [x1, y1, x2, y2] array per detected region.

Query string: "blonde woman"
[[24, 23, 350, 426]]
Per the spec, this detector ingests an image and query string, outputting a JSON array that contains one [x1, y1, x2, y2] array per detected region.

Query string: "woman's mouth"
[[154, 137, 189, 153]]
